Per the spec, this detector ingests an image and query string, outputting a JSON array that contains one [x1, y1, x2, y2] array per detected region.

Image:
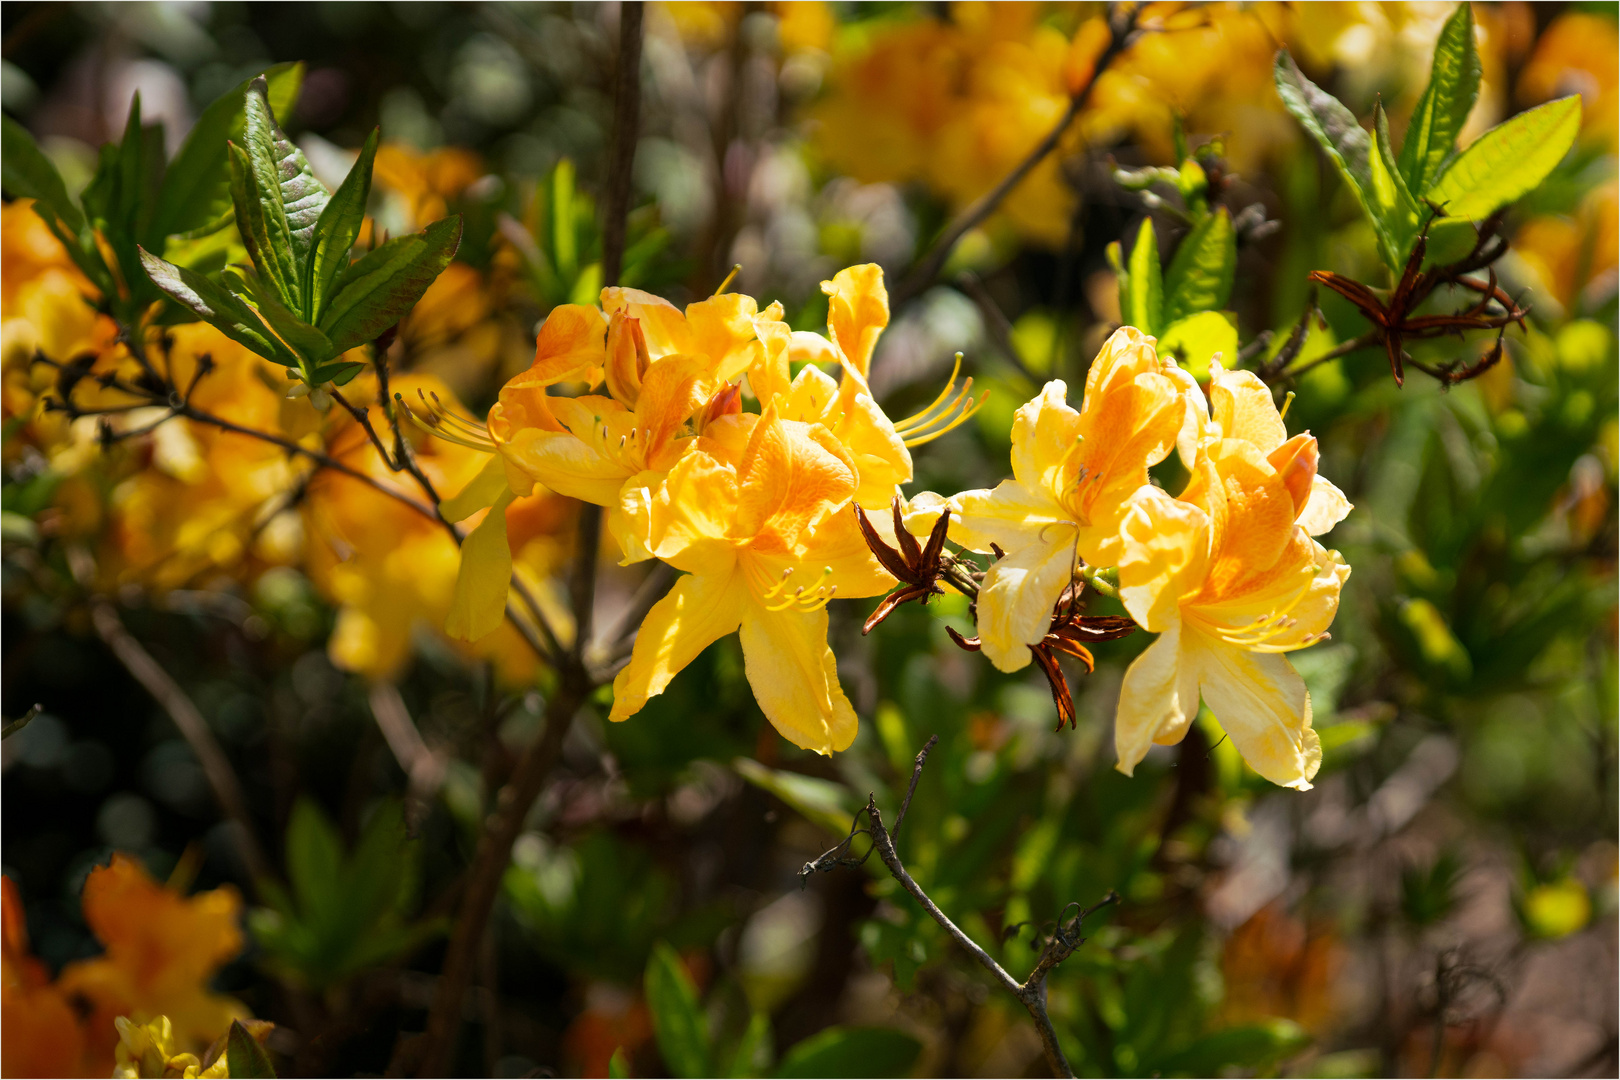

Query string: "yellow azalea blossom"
[[916, 327, 1193, 672], [4, 876, 97, 1078], [1114, 371, 1351, 790], [113, 1014, 276, 1079], [749, 264, 981, 509], [611, 406, 893, 753]]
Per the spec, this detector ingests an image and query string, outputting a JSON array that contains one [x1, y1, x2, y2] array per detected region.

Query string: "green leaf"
[[1158, 311, 1239, 381], [1163, 206, 1234, 325], [230, 141, 299, 314], [1371, 102, 1423, 267], [138, 247, 296, 366], [1396, 3, 1480, 196], [226, 1020, 277, 1079], [731, 757, 857, 836], [307, 128, 378, 325], [1150, 1019, 1308, 1076], [224, 268, 336, 367], [154, 63, 303, 240], [645, 942, 711, 1079], [775, 1027, 921, 1079], [725, 1013, 772, 1079], [1, 114, 86, 235], [1428, 95, 1582, 221], [319, 215, 462, 353], [308, 360, 365, 386], [1275, 50, 1372, 194], [243, 75, 329, 316], [1124, 216, 1164, 335], [609, 1048, 632, 1079], [286, 798, 344, 925]]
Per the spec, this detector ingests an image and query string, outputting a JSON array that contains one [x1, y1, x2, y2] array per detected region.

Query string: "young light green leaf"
[[319, 215, 462, 352], [1163, 206, 1235, 325], [307, 128, 379, 325], [229, 141, 299, 313], [608, 1048, 632, 1080], [1371, 102, 1423, 267], [1428, 95, 1582, 221], [1274, 49, 1372, 199], [1124, 216, 1164, 335], [153, 62, 304, 240], [725, 1013, 772, 1079], [243, 75, 330, 316], [1396, 3, 1480, 196], [774, 1027, 922, 1079], [226, 1020, 278, 1079], [1, 114, 86, 236], [645, 942, 711, 1079], [1158, 310, 1239, 382], [138, 247, 296, 366]]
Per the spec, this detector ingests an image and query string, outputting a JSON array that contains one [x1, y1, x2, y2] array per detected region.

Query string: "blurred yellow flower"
[[3, 876, 96, 1078], [1523, 878, 1591, 939], [1518, 11, 1618, 150]]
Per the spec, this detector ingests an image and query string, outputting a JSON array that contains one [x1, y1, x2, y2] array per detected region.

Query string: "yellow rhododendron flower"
[[112, 1015, 225, 1079], [611, 406, 893, 753], [916, 327, 1192, 672], [1114, 367, 1351, 790]]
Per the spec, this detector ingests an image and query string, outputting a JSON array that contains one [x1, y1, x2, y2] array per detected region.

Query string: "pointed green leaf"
[[1, 114, 86, 235], [1396, 3, 1480, 195], [319, 215, 463, 352], [153, 63, 303, 240], [243, 75, 329, 316], [1371, 102, 1423, 267], [1428, 95, 1582, 221], [138, 247, 296, 366], [645, 942, 711, 1079], [307, 128, 378, 325], [1164, 206, 1235, 324], [224, 268, 336, 366], [725, 1013, 772, 1079], [226, 1020, 277, 1079], [229, 140, 299, 312], [1124, 216, 1164, 335], [775, 1028, 921, 1079], [1275, 49, 1372, 195], [608, 1048, 632, 1079], [286, 798, 344, 923]]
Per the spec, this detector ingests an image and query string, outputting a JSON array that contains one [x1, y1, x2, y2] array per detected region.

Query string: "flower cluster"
[[2, 858, 249, 1077], [419, 264, 980, 754], [914, 329, 1351, 789]]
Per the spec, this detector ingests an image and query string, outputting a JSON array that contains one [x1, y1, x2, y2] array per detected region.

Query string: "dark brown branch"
[[600, 1, 645, 287], [891, 4, 1141, 309], [87, 592, 274, 888]]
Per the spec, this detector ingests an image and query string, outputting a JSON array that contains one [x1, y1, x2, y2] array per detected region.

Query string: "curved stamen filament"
[[762, 565, 838, 611], [902, 382, 988, 447], [1208, 561, 1324, 647], [397, 391, 497, 452], [895, 353, 966, 434]]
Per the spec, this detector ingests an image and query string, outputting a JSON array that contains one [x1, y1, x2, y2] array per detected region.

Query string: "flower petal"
[[976, 528, 1078, 672], [685, 292, 764, 380], [1298, 475, 1352, 536], [1209, 365, 1286, 451], [499, 427, 628, 507], [733, 407, 858, 550], [946, 478, 1068, 554], [823, 263, 889, 377], [739, 601, 857, 754], [1114, 620, 1199, 776], [445, 490, 516, 642], [1118, 486, 1211, 633], [601, 286, 690, 360], [1010, 380, 1082, 496], [440, 453, 510, 523], [526, 303, 608, 385], [610, 567, 746, 721], [1187, 630, 1321, 790]]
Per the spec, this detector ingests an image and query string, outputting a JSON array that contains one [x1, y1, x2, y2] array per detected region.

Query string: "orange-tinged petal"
[[602, 287, 690, 359], [739, 600, 857, 754], [1119, 486, 1212, 634], [733, 408, 858, 551], [1191, 535, 1349, 653], [751, 506, 896, 602], [1209, 365, 1286, 451], [446, 490, 516, 642], [778, 363, 841, 425], [942, 478, 1068, 554], [499, 427, 629, 507], [610, 567, 747, 721], [604, 312, 651, 406], [647, 448, 740, 573], [635, 353, 716, 466], [1198, 438, 1298, 595], [823, 263, 889, 377], [1114, 620, 1199, 776], [748, 311, 796, 405], [976, 526, 1079, 673], [527, 303, 608, 385], [1266, 432, 1318, 522], [1186, 630, 1320, 790], [684, 293, 763, 380], [1083, 325, 1161, 402]]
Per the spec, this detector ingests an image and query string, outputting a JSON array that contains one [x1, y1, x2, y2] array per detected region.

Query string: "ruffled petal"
[[610, 567, 747, 721], [1114, 620, 1198, 776], [1118, 486, 1211, 633], [1209, 365, 1286, 451], [822, 263, 889, 377], [1009, 380, 1082, 495], [684, 292, 764, 380], [1187, 629, 1321, 790], [646, 448, 740, 572], [526, 303, 608, 385], [946, 479, 1069, 554], [499, 427, 628, 507], [1298, 475, 1352, 536], [739, 601, 858, 754], [976, 528, 1078, 672], [601, 286, 690, 360], [733, 408, 858, 550]]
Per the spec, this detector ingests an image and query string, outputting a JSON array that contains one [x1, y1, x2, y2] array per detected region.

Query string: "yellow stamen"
[[901, 385, 988, 447], [1280, 390, 1296, 421], [714, 263, 742, 295], [894, 353, 964, 434]]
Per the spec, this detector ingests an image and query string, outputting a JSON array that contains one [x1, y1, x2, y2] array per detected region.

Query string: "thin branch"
[[368, 681, 444, 799], [594, 561, 678, 669], [956, 271, 1040, 385], [600, 1, 645, 287], [1274, 329, 1381, 382], [331, 386, 399, 470], [806, 736, 1118, 1078], [891, 4, 1142, 309], [87, 592, 274, 888]]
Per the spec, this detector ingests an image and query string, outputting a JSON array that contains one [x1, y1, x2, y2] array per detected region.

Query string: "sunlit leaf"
[[1163, 207, 1234, 325], [319, 215, 462, 352], [1428, 96, 1582, 220], [138, 247, 297, 366], [1396, 3, 1480, 196], [1123, 216, 1163, 335]]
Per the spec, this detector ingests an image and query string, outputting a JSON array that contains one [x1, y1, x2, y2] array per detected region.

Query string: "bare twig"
[[331, 386, 399, 470], [891, 4, 1142, 309], [600, 1, 645, 287], [2, 704, 43, 741], [1274, 330, 1381, 382], [805, 736, 1118, 1079], [87, 594, 274, 888], [368, 681, 445, 800]]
